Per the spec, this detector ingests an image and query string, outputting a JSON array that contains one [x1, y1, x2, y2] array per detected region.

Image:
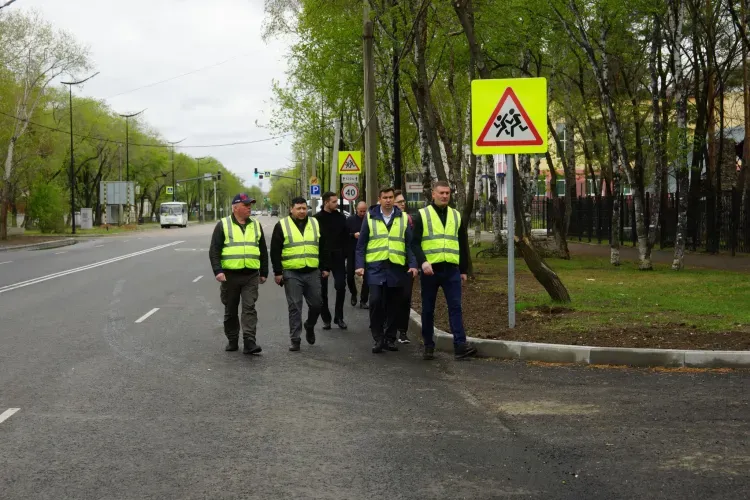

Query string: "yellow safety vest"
[[221, 216, 261, 270], [280, 216, 320, 270], [419, 205, 460, 265], [365, 211, 407, 266]]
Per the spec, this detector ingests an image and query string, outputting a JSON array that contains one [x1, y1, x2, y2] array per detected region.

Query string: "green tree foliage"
[[26, 181, 67, 233]]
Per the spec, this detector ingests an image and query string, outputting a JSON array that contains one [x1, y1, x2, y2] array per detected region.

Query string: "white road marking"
[[135, 307, 160, 324], [0, 241, 184, 295], [0, 261, 12, 265], [94, 245, 104, 248], [0, 408, 20, 424], [54, 251, 67, 255], [192, 275, 203, 283]]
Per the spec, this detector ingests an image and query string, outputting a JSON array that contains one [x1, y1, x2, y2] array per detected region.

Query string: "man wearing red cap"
[[209, 193, 269, 355]]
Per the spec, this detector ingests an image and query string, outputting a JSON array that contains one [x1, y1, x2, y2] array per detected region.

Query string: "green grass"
[[23, 224, 157, 236], [473, 255, 750, 333]]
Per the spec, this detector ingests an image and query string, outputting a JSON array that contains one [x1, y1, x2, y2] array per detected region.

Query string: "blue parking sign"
[[310, 185, 321, 196]]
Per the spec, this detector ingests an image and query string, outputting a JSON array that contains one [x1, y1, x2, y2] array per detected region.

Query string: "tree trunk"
[[645, 14, 665, 269], [547, 117, 570, 259], [1, 137, 17, 240], [671, 0, 689, 270]]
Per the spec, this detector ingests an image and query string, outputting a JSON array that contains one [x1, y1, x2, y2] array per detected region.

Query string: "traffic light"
[[254, 168, 259, 177], [216, 171, 222, 181]]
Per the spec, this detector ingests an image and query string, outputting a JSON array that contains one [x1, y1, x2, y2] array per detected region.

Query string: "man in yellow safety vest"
[[209, 193, 268, 355], [412, 181, 477, 360], [270, 196, 330, 351], [355, 187, 418, 353]]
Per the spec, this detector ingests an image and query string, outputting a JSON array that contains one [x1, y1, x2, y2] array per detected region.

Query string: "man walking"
[[209, 193, 268, 354], [346, 201, 369, 309], [356, 187, 417, 353], [314, 192, 348, 330], [270, 197, 329, 352], [412, 181, 477, 360]]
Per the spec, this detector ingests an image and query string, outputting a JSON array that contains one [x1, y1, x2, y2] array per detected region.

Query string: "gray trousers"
[[220, 272, 259, 344], [283, 269, 322, 342]]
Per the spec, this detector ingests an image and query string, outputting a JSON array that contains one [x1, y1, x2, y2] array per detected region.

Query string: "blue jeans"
[[420, 266, 466, 348]]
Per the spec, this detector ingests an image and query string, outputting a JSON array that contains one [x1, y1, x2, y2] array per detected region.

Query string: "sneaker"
[[225, 340, 239, 352], [397, 331, 410, 344], [351, 294, 357, 306], [385, 341, 399, 352], [305, 325, 316, 345], [423, 347, 435, 360], [454, 343, 478, 359], [359, 301, 369, 309], [289, 341, 301, 352], [335, 319, 348, 330], [322, 322, 332, 330]]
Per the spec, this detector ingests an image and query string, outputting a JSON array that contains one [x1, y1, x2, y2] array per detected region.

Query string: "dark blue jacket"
[[355, 204, 417, 287]]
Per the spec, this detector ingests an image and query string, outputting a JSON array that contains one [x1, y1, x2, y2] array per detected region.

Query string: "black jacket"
[[209, 215, 269, 278], [270, 216, 329, 276], [313, 209, 349, 256], [345, 213, 366, 255], [411, 203, 469, 274]]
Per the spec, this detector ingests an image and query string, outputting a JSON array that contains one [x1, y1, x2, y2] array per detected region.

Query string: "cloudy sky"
[[20, 0, 293, 191]]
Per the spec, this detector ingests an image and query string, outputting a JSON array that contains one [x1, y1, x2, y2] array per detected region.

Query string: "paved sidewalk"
[[478, 231, 750, 272]]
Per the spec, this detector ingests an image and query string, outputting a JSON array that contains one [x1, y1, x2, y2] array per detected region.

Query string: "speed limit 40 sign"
[[341, 184, 359, 201]]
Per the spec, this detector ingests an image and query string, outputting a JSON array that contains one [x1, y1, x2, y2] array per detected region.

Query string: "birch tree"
[[0, 10, 89, 239]]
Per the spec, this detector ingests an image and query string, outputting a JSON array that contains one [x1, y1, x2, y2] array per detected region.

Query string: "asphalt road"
[[1, 218, 749, 499]]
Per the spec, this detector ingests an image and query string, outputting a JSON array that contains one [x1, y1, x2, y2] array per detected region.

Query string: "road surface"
[[1, 219, 749, 499]]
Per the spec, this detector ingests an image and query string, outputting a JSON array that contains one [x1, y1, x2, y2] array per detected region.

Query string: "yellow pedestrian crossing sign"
[[471, 78, 547, 154], [338, 151, 362, 174], [166, 186, 174, 195]]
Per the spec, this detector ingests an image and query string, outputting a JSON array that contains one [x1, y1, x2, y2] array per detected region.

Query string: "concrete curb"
[[407, 309, 750, 368], [0, 238, 77, 253]]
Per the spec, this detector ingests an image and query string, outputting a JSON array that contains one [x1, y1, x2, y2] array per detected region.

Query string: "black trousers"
[[398, 275, 414, 333], [321, 253, 347, 323], [346, 250, 369, 302], [369, 284, 402, 343], [220, 271, 259, 344]]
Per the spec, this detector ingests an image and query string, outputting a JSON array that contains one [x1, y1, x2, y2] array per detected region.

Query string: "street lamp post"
[[61, 72, 99, 234], [118, 109, 145, 224], [167, 138, 186, 202], [195, 157, 206, 222]]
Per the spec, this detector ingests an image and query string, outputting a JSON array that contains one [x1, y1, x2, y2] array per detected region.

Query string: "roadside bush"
[[26, 183, 68, 233]]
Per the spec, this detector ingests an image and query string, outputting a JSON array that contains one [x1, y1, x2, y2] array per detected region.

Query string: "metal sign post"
[[505, 154, 515, 329]]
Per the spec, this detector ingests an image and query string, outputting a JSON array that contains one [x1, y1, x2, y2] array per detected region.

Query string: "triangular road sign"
[[339, 153, 361, 173], [476, 87, 543, 147]]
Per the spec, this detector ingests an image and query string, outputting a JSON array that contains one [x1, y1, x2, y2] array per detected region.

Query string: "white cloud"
[[19, 0, 293, 190]]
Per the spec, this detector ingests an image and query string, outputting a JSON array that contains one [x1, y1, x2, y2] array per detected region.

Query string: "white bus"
[[159, 202, 188, 228]]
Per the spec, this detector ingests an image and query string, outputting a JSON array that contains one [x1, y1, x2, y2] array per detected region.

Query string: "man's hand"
[[355, 268, 364, 277], [461, 274, 467, 282], [354, 232, 360, 239], [260, 277, 267, 284], [408, 268, 418, 277], [321, 270, 329, 279], [421, 262, 434, 276], [274, 275, 283, 286], [215, 273, 227, 282]]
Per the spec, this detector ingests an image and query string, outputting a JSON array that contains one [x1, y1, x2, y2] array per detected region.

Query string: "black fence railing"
[[477, 191, 750, 255]]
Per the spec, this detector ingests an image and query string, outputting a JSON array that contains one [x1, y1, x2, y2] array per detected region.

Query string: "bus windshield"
[[160, 204, 184, 215]]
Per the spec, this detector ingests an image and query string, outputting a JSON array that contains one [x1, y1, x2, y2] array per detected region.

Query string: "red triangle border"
[[476, 87, 543, 147]]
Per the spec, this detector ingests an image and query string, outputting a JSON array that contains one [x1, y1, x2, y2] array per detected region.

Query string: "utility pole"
[[302, 152, 308, 200], [329, 118, 341, 194], [196, 156, 206, 222], [363, 2, 378, 205], [167, 138, 186, 202], [118, 108, 145, 223], [61, 72, 99, 234]]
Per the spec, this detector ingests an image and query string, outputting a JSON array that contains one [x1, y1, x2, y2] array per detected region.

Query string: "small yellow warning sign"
[[338, 151, 362, 174]]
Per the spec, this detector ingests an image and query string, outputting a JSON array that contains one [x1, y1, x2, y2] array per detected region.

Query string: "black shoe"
[[372, 340, 384, 354], [397, 331, 410, 344], [423, 347, 435, 360], [225, 340, 239, 352], [385, 341, 399, 352], [322, 322, 332, 330], [351, 294, 357, 306], [360, 301, 369, 309], [289, 341, 301, 352], [243, 343, 262, 355], [454, 343, 478, 359], [305, 325, 316, 345], [335, 319, 348, 330]]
